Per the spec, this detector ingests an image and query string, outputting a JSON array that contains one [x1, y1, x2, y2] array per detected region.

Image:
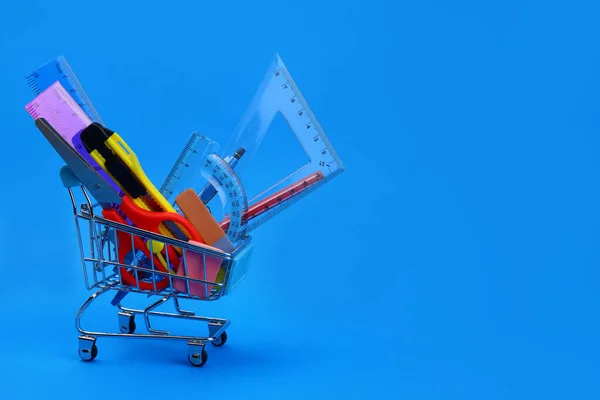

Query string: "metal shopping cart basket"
[[63, 169, 254, 368]]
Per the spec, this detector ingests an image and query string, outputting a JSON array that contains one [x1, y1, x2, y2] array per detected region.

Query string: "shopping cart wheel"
[[89, 345, 98, 361], [78, 336, 98, 362], [188, 342, 208, 367], [118, 312, 136, 334], [211, 332, 228, 347]]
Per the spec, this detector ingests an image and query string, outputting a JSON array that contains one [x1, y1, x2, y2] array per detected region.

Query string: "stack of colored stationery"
[[23, 53, 346, 302], [25, 79, 238, 299]]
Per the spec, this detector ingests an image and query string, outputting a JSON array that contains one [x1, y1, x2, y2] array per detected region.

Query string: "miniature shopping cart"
[[63, 169, 254, 368]]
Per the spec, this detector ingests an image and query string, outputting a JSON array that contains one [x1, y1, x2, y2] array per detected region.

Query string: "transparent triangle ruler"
[[221, 53, 346, 232]]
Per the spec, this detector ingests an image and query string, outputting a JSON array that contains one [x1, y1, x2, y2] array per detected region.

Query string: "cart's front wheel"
[[211, 331, 228, 347], [78, 336, 98, 362], [188, 348, 208, 367], [79, 343, 98, 361], [89, 344, 98, 361]]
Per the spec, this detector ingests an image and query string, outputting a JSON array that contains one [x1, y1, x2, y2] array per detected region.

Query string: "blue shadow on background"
[[1, 0, 600, 399]]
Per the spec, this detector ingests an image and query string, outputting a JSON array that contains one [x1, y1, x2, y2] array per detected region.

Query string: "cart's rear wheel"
[[127, 320, 136, 334], [79, 343, 98, 361], [119, 313, 136, 334], [188, 348, 208, 367], [211, 331, 228, 347], [90, 344, 98, 361]]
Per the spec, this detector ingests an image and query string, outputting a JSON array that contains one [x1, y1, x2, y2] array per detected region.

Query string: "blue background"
[[1, 0, 599, 398]]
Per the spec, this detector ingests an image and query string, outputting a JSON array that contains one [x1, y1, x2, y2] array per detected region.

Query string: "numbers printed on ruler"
[[159, 133, 214, 199], [203, 154, 247, 241], [273, 68, 339, 175], [25, 56, 104, 125], [158, 131, 248, 242]]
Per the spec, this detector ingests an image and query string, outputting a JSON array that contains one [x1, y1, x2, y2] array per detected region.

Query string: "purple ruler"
[[25, 81, 123, 195]]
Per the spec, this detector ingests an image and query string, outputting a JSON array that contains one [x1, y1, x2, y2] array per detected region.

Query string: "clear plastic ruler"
[[221, 53, 346, 232], [160, 132, 248, 243], [202, 153, 248, 242], [160, 133, 219, 203], [25, 55, 104, 124], [270, 57, 345, 179]]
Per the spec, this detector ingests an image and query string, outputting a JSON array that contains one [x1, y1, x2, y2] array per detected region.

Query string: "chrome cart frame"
[[67, 184, 253, 367]]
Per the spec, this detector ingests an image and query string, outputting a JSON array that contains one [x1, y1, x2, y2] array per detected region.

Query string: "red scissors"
[[103, 196, 204, 290]]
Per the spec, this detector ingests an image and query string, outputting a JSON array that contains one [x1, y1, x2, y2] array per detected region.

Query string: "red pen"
[[220, 172, 323, 231]]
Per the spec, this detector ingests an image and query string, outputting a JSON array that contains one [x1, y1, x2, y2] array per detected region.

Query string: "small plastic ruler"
[[203, 153, 248, 242], [25, 81, 122, 195], [270, 61, 344, 179], [159, 132, 219, 203], [25, 55, 104, 125], [222, 53, 346, 232], [160, 132, 248, 242]]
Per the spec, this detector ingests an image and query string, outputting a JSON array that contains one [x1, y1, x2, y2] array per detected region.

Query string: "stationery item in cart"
[[34, 118, 122, 207], [159, 132, 220, 204], [219, 53, 345, 233], [25, 55, 104, 124], [198, 147, 246, 205], [175, 189, 236, 253], [146, 240, 169, 270], [116, 195, 205, 272], [102, 207, 172, 291], [97, 125, 181, 215], [173, 240, 224, 298], [220, 171, 324, 232], [80, 123, 146, 198], [80, 123, 189, 243], [159, 133, 248, 243], [24, 81, 123, 194]]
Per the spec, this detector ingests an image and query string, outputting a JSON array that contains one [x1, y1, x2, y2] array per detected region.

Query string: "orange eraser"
[[175, 188, 227, 246]]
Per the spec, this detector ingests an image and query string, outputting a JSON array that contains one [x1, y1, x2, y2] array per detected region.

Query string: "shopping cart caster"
[[118, 312, 136, 334], [78, 336, 98, 361], [188, 341, 208, 367], [208, 322, 227, 347], [210, 331, 228, 347]]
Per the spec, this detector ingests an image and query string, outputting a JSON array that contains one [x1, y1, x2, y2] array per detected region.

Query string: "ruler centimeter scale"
[[271, 61, 344, 181], [203, 153, 248, 242], [160, 132, 248, 242], [223, 53, 346, 232], [159, 133, 218, 203], [25, 55, 104, 125]]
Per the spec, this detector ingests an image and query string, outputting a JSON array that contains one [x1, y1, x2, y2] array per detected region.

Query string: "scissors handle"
[[117, 196, 204, 269], [102, 208, 171, 291], [119, 196, 204, 244]]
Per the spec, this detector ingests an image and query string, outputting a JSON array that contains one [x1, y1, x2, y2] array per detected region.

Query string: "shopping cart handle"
[[59, 165, 81, 188]]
